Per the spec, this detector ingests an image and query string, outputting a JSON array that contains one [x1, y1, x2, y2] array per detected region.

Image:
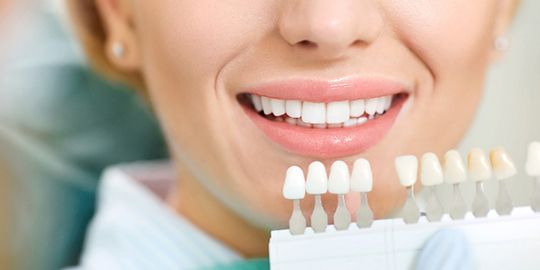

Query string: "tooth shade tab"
[[306, 161, 328, 195], [326, 101, 350, 124], [443, 150, 467, 184], [468, 148, 492, 182], [526, 141, 540, 176], [328, 160, 350, 194], [395, 155, 418, 187], [350, 158, 373, 192], [490, 147, 517, 180], [420, 153, 444, 186], [283, 166, 306, 200]]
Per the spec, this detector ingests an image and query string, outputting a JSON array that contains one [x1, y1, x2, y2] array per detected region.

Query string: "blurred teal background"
[[0, 1, 167, 269]]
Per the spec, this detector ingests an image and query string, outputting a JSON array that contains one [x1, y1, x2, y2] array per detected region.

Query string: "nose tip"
[[301, 20, 365, 58], [279, 0, 382, 60]]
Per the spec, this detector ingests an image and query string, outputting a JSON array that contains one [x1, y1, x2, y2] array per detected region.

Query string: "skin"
[[96, 0, 516, 257]]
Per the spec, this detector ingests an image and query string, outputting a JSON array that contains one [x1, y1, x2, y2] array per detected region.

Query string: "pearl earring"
[[494, 36, 509, 52], [112, 42, 125, 58]]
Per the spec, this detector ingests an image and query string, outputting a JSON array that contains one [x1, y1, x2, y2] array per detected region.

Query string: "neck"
[[167, 166, 269, 258]]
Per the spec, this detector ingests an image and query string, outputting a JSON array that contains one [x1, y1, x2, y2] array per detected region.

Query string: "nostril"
[[351, 39, 364, 47], [297, 40, 318, 49]]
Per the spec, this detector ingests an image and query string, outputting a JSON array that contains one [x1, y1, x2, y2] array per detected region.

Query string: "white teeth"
[[283, 166, 306, 200], [357, 117, 368, 125], [350, 158, 373, 192], [251, 95, 263, 112], [420, 153, 444, 186], [261, 96, 272, 115], [285, 117, 297, 125], [350, 99, 365, 117], [326, 101, 350, 124], [328, 161, 350, 194], [285, 100, 302, 118], [250, 94, 394, 126], [395, 155, 418, 187], [526, 141, 540, 176], [443, 150, 467, 184], [327, 123, 343, 128], [490, 147, 517, 180], [343, 118, 358, 127], [467, 148, 492, 182], [302, 102, 326, 124], [384, 96, 393, 110], [376, 97, 386, 114], [306, 161, 328, 195], [297, 119, 312, 128], [270, 98, 286, 116], [365, 98, 378, 116]]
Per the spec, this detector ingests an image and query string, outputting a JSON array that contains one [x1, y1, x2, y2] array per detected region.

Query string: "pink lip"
[[240, 78, 408, 159], [241, 77, 407, 102]]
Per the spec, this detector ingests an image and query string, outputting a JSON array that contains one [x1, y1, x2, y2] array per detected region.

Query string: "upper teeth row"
[[250, 94, 393, 125]]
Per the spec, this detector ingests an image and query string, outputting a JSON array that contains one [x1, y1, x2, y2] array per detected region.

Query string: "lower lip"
[[243, 97, 406, 159]]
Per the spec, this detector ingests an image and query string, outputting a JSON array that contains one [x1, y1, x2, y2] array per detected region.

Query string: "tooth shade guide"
[[448, 183, 467, 220], [289, 199, 306, 235], [424, 186, 443, 222], [305, 161, 329, 232], [395, 155, 419, 188], [443, 150, 468, 184], [356, 192, 374, 228], [310, 195, 328, 233], [531, 176, 540, 212], [488, 147, 516, 215], [333, 194, 351, 230], [526, 141, 540, 176], [270, 206, 540, 269], [401, 186, 420, 224], [526, 142, 540, 212], [495, 180, 514, 216], [467, 148, 492, 182], [490, 147, 517, 180], [472, 182, 490, 218]]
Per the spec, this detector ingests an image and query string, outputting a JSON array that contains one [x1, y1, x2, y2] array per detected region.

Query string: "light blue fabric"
[[416, 229, 475, 270], [0, 5, 166, 270], [72, 162, 254, 270]]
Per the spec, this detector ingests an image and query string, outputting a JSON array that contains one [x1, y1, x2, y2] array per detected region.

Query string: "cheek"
[[386, 0, 497, 76], [131, 0, 278, 159], [135, 0, 278, 80], [384, 1, 499, 142]]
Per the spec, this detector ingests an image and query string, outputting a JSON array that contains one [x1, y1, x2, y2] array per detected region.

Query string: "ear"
[[490, 0, 520, 61], [95, 0, 140, 70]]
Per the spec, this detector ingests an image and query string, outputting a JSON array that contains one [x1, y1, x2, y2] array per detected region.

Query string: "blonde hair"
[[66, 0, 145, 94]]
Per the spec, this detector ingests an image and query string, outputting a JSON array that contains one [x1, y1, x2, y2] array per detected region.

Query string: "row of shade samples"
[[282, 142, 540, 235]]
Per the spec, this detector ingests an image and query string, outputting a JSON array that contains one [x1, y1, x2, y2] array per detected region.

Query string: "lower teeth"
[[266, 113, 385, 129]]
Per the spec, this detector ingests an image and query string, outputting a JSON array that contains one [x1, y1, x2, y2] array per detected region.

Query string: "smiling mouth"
[[240, 93, 405, 129], [237, 77, 410, 159]]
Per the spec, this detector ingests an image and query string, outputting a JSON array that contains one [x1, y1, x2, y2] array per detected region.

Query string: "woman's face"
[[109, 0, 515, 227]]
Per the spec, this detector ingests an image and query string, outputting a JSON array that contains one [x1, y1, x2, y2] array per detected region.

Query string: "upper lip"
[[239, 76, 410, 102]]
